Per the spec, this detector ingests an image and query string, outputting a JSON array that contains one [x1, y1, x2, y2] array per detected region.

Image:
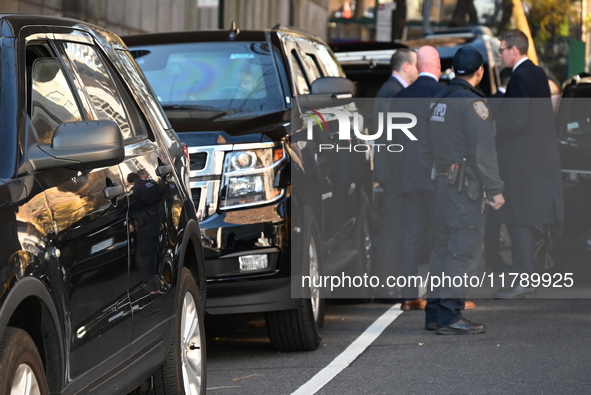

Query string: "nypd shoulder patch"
[[473, 101, 489, 120]]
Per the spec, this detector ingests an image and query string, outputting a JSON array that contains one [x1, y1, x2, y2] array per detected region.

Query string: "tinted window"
[[130, 42, 285, 114], [290, 51, 310, 95], [63, 42, 134, 139], [315, 43, 343, 77], [303, 53, 323, 81], [31, 58, 83, 144]]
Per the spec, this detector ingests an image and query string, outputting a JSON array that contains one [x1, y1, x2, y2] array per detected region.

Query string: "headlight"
[[220, 146, 286, 209]]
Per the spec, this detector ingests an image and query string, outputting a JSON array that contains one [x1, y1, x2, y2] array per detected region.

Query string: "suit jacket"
[[373, 75, 406, 183], [373, 75, 445, 192], [487, 90, 504, 127], [491, 59, 564, 225], [376, 75, 405, 98]]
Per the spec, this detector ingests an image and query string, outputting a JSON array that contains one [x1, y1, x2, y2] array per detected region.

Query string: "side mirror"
[[28, 120, 125, 172], [297, 76, 357, 108]]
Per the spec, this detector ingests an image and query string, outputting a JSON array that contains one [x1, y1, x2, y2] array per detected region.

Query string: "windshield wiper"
[[161, 104, 221, 110]]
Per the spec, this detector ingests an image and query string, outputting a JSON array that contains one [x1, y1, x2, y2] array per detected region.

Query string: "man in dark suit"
[[372, 48, 418, 136], [491, 29, 564, 299], [372, 48, 418, 302], [376, 48, 419, 99], [484, 67, 512, 273], [373, 47, 449, 307]]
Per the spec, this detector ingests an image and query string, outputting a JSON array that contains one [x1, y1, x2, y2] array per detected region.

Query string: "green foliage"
[[525, 0, 579, 42]]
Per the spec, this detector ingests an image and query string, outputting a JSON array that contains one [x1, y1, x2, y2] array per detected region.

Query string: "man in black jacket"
[[421, 46, 505, 334], [491, 29, 564, 299], [376, 48, 419, 99], [372, 48, 418, 302], [382, 46, 445, 310]]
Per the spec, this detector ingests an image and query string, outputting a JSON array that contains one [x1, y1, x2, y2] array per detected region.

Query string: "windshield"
[[130, 41, 286, 114]]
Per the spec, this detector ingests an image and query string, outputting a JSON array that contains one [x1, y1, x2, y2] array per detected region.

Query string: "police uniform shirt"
[[422, 78, 504, 196]]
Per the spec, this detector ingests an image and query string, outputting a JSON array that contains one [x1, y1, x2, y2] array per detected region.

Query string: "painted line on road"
[[291, 303, 403, 395]]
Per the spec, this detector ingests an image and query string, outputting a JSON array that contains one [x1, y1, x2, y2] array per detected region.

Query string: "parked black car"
[[544, 75, 591, 266], [331, 27, 502, 97], [124, 25, 374, 351], [0, 14, 206, 394]]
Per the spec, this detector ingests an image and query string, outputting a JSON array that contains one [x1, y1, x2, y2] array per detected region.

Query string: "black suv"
[[0, 15, 206, 394], [124, 25, 374, 351], [331, 27, 502, 97], [543, 75, 591, 266]]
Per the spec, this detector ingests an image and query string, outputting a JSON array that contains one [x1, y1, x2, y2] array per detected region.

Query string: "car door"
[[285, 37, 359, 273], [58, 36, 183, 364], [23, 34, 133, 386]]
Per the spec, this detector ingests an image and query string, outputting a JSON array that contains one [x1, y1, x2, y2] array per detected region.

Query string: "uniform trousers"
[[425, 178, 484, 327]]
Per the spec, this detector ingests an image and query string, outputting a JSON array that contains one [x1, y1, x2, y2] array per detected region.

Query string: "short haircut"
[[390, 48, 415, 72], [499, 29, 529, 55]]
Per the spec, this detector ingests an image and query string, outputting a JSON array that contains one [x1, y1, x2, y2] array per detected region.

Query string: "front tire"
[[0, 327, 49, 395], [153, 268, 206, 395], [265, 214, 324, 351]]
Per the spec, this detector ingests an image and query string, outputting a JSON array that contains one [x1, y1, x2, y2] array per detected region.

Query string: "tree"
[[393, 0, 407, 39], [525, 0, 578, 41]]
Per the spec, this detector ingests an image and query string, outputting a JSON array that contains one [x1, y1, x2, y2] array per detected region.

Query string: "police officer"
[[421, 46, 505, 335]]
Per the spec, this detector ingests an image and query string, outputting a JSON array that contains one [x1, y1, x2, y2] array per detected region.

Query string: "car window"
[[114, 49, 172, 131], [30, 56, 83, 144], [130, 42, 285, 113], [303, 53, 323, 81], [290, 50, 310, 95], [61, 41, 135, 139], [315, 43, 343, 77], [561, 88, 591, 134]]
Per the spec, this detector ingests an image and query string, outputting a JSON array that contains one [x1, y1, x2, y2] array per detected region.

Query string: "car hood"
[[165, 109, 290, 145]]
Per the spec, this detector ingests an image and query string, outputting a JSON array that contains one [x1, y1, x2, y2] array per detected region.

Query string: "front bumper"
[[199, 198, 294, 314]]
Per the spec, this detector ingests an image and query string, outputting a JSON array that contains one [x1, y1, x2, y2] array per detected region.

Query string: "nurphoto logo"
[[303, 108, 418, 153]]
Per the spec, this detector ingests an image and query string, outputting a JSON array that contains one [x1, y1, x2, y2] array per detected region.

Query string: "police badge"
[[473, 101, 489, 120]]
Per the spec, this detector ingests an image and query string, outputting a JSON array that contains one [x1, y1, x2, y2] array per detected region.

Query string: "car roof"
[[123, 29, 269, 46], [0, 13, 123, 46], [123, 25, 323, 47]]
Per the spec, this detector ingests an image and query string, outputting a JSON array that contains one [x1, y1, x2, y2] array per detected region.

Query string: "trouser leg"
[[398, 191, 433, 299], [506, 224, 536, 276]]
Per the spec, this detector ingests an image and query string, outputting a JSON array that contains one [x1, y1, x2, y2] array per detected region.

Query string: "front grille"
[[192, 187, 202, 207], [190, 152, 208, 171]]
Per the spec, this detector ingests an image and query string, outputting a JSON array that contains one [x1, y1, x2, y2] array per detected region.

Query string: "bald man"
[[373, 46, 448, 309]]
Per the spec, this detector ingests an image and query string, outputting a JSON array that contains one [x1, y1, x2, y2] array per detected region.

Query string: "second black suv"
[[0, 14, 206, 394], [125, 25, 374, 351]]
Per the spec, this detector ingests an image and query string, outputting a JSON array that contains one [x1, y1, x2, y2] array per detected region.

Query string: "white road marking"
[[291, 303, 403, 395]]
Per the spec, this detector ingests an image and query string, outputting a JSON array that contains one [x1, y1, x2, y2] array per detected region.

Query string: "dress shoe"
[[400, 298, 427, 311], [493, 285, 536, 299], [436, 318, 486, 335], [463, 301, 476, 310], [425, 322, 437, 331]]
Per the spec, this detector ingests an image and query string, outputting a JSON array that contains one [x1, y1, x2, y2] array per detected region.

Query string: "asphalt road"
[[205, 297, 591, 394]]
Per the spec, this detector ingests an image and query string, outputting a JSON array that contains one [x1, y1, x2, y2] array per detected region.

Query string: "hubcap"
[[180, 292, 203, 394], [11, 363, 41, 395], [309, 236, 320, 322]]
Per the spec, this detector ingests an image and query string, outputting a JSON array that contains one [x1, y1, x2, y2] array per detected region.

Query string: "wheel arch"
[[179, 218, 207, 307], [0, 276, 64, 392]]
